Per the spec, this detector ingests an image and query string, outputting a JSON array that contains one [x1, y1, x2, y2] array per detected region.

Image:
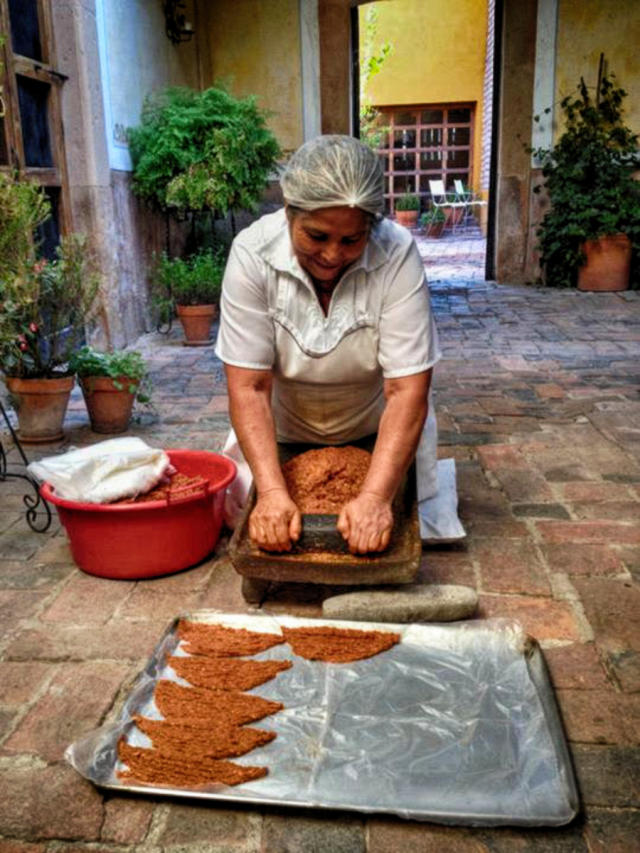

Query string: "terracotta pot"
[[425, 221, 445, 238], [578, 234, 632, 292], [395, 209, 419, 228], [176, 303, 217, 346], [442, 206, 457, 229], [4, 375, 74, 443], [79, 376, 138, 434]]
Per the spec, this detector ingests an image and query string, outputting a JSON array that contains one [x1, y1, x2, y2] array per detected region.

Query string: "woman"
[[216, 135, 441, 554]]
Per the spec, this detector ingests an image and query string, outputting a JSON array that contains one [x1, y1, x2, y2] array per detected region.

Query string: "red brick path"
[[0, 251, 639, 848]]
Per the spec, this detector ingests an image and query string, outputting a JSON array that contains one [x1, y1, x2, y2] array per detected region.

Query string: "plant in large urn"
[[0, 174, 100, 442], [532, 56, 640, 290], [151, 248, 226, 346]]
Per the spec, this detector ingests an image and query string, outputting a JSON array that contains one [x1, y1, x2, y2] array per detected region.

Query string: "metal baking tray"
[[66, 612, 579, 826]]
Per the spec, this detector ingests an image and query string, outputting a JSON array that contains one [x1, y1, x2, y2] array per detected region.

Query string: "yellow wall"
[[361, 0, 488, 191], [555, 0, 640, 138], [201, 0, 303, 154]]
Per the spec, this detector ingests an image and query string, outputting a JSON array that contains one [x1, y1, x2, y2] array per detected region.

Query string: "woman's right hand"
[[249, 488, 302, 552]]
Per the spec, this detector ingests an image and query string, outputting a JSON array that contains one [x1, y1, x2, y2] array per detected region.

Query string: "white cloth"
[[419, 459, 467, 542], [27, 437, 171, 504], [215, 208, 441, 444]]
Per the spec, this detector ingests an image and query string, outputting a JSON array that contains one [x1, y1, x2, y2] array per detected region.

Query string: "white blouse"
[[215, 208, 441, 444]]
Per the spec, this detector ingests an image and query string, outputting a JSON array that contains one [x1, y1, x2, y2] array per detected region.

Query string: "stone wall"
[[52, 0, 199, 348]]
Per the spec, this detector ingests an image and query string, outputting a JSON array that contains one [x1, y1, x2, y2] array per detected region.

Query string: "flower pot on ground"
[[176, 303, 217, 346], [394, 193, 420, 228], [5, 375, 75, 443], [577, 233, 632, 291], [531, 56, 640, 289], [0, 175, 100, 440], [420, 207, 446, 238], [151, 248, 226, 346], [69, 347, 151, 434]]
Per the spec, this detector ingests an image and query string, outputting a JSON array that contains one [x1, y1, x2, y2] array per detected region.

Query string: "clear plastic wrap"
[[65, 612, 578, 826]]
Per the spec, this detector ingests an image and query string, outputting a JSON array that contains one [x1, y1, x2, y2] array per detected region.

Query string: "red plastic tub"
[[40, 449, 236, 580]]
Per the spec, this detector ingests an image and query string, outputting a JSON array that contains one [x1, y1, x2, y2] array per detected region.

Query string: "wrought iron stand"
[[0, 398, 52, 532]]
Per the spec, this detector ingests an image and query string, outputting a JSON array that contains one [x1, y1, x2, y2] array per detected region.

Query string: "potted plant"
[[0, 175, 100, 442], [128, 85, 281, 232], [532, 57, 640, 290], [151, 247, 226, 346], [69, 346, 151, 434], [420, 207, 446, 238], [394, 193, 421, 228]]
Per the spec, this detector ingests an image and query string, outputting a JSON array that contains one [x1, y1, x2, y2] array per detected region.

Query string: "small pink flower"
[[29, 322, 38, 334], [19, 341, 28, 352], [33, 259, 47, 273], [17, 334, 27, 344]]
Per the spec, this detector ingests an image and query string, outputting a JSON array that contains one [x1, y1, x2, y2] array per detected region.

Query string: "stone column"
[[52, 0, 124, 346], [494, 0, 538, 284]]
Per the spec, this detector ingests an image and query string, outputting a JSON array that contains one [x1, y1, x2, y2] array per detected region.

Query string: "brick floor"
[[1, 232, 639, 848]]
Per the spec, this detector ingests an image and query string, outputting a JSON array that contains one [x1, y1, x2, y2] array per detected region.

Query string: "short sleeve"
[[377, 239, 441, 378], [214, 240, 275, 370]]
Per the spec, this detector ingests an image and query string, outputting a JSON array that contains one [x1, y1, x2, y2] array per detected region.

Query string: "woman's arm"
[[337, 369, 432, 553], [225, 364, 301, 552]]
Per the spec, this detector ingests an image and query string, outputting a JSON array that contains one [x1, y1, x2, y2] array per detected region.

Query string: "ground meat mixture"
[[281, 446, 372, 514], [114, 473, 207, 504], [117, 739, 267, 788], [169, 655, 292, 690], [133, 714, 276, 758], [177, 620, 285, 657], [117, 623, 291, 790], [117, 621, 402, 790], [154, 680, 283, 726], [282, 625, 400, 663]]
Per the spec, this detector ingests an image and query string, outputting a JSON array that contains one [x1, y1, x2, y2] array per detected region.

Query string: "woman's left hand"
[[337, 491, 394, 554]]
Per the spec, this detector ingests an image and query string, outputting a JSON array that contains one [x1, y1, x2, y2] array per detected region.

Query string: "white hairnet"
[[280, 135, 384, 217]]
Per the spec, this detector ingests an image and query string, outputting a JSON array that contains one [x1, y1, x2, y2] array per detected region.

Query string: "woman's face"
[[287, 206, 370, 287]]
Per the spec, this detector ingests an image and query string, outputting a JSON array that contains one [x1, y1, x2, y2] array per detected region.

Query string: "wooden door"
[[0, 0, 69, 256]]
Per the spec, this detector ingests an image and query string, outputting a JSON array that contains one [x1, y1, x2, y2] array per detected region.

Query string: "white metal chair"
[[428, 179, 466, 232], [453, 179, 488, 228]]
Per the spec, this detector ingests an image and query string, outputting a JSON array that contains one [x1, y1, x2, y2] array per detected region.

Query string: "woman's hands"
[[250, 487, 393, 554], [249, 488, 302, 552], [337, 490, 394, 554]]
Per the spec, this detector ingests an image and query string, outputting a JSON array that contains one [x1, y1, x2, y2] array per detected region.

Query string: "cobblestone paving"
[[1, 245, 639, 849], [415, 225, 487, 283]]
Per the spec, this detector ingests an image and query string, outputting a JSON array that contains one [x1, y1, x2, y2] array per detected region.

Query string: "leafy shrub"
[[0, 234, 100, 379], [69, 346, 151, 402], [0, 173, 50, 281], [395, 193, 420, 211], [128, 86, 281, 215], [151, 247, 227, 324], [420, 207, 446, 225]]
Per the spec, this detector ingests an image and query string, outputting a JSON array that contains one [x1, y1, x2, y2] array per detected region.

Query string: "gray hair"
[[280, 135, 384, 217]]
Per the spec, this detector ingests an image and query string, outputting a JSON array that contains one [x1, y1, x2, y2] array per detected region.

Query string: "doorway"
[[352, 0, 501, 281]]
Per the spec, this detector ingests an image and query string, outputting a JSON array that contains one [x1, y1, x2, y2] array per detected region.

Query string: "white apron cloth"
[[222, 318, 439, 529]]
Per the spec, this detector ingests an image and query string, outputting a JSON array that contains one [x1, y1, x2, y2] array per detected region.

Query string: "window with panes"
[[375, 104, 475, 215], [0, 0, 68, 256]]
